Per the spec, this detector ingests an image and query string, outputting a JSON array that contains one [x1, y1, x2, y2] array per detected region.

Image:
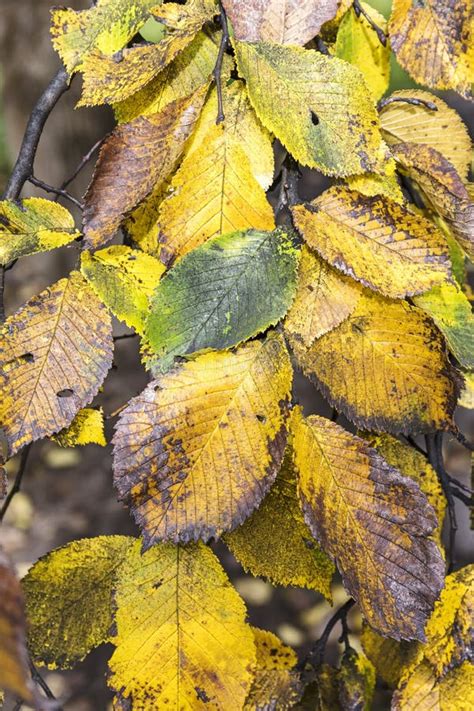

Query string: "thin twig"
[[28, 175, 83, 211], [378, 96, 438, 112], [353, 0, 387, 45], [113, 332, 138, 342], [28, 659, 57, 702], [426, 433, 457, 572], [315, 37, 329, 55], [451, 429, 474, 453], [299, 599, 355, 671], [60, 138, 104, 191], [212, 2, 230, 124], [0, 445, 32, 522]]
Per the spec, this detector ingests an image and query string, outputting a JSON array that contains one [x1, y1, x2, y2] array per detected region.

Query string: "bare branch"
[[28, 175, 83, 211], [212, 2, 230, 124], [353, 0, 387, 46], [0, 445, 32, 522]]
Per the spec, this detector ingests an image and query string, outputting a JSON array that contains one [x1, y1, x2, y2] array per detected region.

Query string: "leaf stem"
[[212, 2, 230, 124], [0, 445, 32, 522], [353, 0, 387, 45], [426, 433, 457, 572]]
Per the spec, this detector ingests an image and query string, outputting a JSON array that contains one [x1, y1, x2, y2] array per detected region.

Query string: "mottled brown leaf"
[[291, 410, 445, 640], [83, 87, 207, 249]]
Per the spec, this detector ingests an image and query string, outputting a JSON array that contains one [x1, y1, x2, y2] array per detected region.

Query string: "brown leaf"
[[0, 272, 113, 458], [223, 0, 340, 45], [0, 547, 36, 705], [83, 87, 207, 249]]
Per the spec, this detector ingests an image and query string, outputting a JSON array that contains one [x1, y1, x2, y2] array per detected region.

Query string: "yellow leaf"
[[81, 245, 165, 333], [114, 30, 222, 123], [157, 83, 275, 263], [244, 628, 302, 711], [290, 409, 445, 640], [288, 291, 459, 434], [361, 624, 419, 689], [459, 372, 474, 409], [392, 142, 474, 262], [222, 0, 340, 45], [51, 0, 160, 75], [335, 2, 390, 100], [284, 245, 362, 347], [345, 158, 405, 204], [225, 448, 335, 598], [364, 434, 446, 548], [338, 648, 376, 711], [235, 40, 384, 176], [83, 86, 207, 249], [23, 536, 133, 668], [414, 282, 474, 369], [292, 186, 451, 299], [123, 181, 169, 254], [392, 565, 474, 710], [52, 408, 106, 447], [0, 197, 79, 267], [113, 332, 292, 545], [380, 91, 472, 179], [78, 0, 216, 106], [108, 540, 256, 710], [389, 0, 474, 98], [0, 272, 113, 458], [0, 548, 36, 704]]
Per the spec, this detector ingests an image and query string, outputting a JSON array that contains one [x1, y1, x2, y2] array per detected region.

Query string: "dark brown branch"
[[315, 37, 329, 55], [452, 428, 474, 453], [28, 175, 83, 211], [0, 445, 32, 522], [276, 154, 301, 220], [378, 96, 438, 112], [299, 599, 355, 670], [353, 0, 387, 45], [426, 433, 457, 572], [113, 332, 138, 342], [59, 138, 104, 191], [28, 659, 58, 703], [212, 2, 230, 124]]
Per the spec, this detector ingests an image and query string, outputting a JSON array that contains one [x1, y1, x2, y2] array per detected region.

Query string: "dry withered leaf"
[[291, 410, 445, 640], [0, 272, 113, 458], [292, 186, 451, 299], [113, 333, 292, 546], [223, 0, 340, 45], [83, 86, 207, 249]]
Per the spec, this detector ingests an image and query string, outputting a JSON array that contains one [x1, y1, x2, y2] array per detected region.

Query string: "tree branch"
[[212, 2, 230, 124], [59, 137, 104, 191], [0, 445, 32, 522], [28, 175, 83, 211], [426, 433, 457, 572], [353, 0, 387, 45], [299, 599, 355, 671], [378, 96, 438, 112]]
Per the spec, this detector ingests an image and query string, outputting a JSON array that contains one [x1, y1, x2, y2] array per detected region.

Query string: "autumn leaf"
[[114, 30, 222, 123], [291, 409, 445, 640], [414, 282, 474, 369], [123, 180, 171, 254], [0, 548, 36, 705], [235, 40, 384, 176], [157, 83, 275, 264], [459, 372, 474, 409], [244, 628, 302, 710], [338, 648, 376, 711], [389, 0, 474, 98], [361, 624, 419, 689], [51, 0, 160, 75], [0, 272, 113, 458], [392, 142, 474, 261], [223, 0, 340, 45], [52, 408, 106, 447], [292, 186, 451, 299], [0, 197, 80, 267], [392, 565, 474, 710], [335, 2, 390, 100], [144, 228, 299, 372], [113, 333, 292, 545], [83, 87, 207, 249], [23, 536, 133, 668], [108, 539, 256, 710], [288, 291, 459, 434], [379, 91, 472, 179], [283, 245, 362, 347], [344, 157, 405, 204], [225, 448, 335, 598], [81, 245, 165, 333], [78, 0, 216, 106]]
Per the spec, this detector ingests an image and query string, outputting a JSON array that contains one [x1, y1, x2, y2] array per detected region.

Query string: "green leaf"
[[144, 228, 300, 371]]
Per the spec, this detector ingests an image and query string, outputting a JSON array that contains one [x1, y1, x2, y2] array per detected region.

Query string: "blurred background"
[[0, 1, 473, 709]]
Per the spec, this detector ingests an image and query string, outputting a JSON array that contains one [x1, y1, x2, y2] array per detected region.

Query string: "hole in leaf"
[[21, 353, 35, 363], [56, 389, 74, 398], [256, 414, 267, 423], [310, 111, 319, 126]]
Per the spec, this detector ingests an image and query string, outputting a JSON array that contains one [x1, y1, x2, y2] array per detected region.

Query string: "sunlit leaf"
[[0, 198, 79, 267], [292, 186, 451, 299], [81, 245, 165, 333], [83, 87, 207, 249], [108, 539, 256, 709], [284, 245, 362, 347], [52, 408, 106, 447], [379, 91, 472, 179], [144, 228, 299, 372], [288, 291, 459, 434], [235, 40, 384, 176], [459, 372, 474, 409], [361, 624, 418, 689], [291, 409, 445, 640], [113, 333, 292, 545], [157, 83, 275, 265], [225, 448, 335, 598], [223, 0, 340, 45], [389, 0, 474, 98], [0, 272, 113, 458]]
